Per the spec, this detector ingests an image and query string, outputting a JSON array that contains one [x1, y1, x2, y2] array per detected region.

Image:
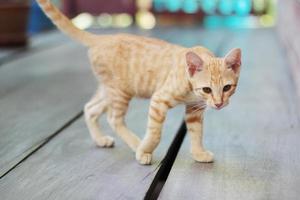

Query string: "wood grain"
[[159, 29, 300, 200]]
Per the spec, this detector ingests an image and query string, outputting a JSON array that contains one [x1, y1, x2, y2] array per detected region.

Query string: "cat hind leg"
[[107, 91, 141, 152]]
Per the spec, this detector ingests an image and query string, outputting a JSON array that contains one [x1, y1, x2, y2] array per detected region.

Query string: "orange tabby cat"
[[37, 0, 242, 165]]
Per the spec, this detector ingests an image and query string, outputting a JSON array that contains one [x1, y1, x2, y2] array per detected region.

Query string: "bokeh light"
[[150, 0, 277, 29], [182, 0, 199, 14], [218, 0, 234, 15], [234, 0, 252, 16], [97, 13, 113, 28], [112, 14, 133, 28], [201, 0, 217, 15], [72, 13, 93, 30], [253, 0, 266, 13], [136, 11, 156, 29], [165, 0, 182, 12], [259, 14, 275, 27]]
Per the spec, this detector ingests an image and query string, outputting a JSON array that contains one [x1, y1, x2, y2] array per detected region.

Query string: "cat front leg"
[[185, 105, 214, 163], [136, 95, 170, 165], [85, 89, 114, 148]]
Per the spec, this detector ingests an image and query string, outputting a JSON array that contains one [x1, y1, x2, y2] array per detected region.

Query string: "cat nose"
[[215, 103, 223, 108]]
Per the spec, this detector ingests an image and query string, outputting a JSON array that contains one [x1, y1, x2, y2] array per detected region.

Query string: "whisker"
[[190, 104, 201, 109], [186, 102, 207, 113], [190, 105, 206, 114]]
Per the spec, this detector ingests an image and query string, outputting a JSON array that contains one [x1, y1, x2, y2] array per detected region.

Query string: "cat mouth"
[[213, 102, 228, 110], [215, 106, 224, 110]]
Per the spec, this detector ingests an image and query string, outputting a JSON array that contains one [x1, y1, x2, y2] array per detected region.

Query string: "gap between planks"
[[143, 35, 230, 200], [0, 111, 83, 179]]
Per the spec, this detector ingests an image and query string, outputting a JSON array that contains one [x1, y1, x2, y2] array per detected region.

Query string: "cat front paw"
[[192, 150, 214, 163], [136, 150, 152, 165], [95, 136, 114, 148]]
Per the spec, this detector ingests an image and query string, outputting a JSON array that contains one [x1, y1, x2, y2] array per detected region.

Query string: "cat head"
[[185, 48, 241, 110]]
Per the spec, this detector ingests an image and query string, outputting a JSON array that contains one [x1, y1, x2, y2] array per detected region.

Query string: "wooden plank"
[[0, 28, 226, 198], [0, 31, 70, 66], [159, 29, 300, 200], [0, 102, 183, 200], [0, 41, 94, 177], [277, 0, 300, 101], [0, 48, 21, 61]]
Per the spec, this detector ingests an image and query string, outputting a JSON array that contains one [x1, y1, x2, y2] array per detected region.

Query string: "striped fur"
[[36, 0, 242, 165]]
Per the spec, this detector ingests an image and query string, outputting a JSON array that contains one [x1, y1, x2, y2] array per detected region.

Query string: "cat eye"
[[202, 87, 212, 94], [223, 85, 231, 92]]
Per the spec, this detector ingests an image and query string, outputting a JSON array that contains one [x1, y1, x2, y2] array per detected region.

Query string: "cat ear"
[[225, 48, 241, 73], [185, 51, 204, 77]]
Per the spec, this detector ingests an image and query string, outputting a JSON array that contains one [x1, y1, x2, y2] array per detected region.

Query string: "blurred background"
[[0, 0, 278, 44]]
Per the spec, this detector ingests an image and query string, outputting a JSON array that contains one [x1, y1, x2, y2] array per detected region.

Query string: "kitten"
[[37, 0, 242, 165]]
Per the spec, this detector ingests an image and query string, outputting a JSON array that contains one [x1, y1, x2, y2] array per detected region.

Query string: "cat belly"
[[134, 84, 156, 98]]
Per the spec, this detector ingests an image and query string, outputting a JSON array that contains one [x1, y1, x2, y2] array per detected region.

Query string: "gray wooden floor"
[[0, 27, 299, 200]]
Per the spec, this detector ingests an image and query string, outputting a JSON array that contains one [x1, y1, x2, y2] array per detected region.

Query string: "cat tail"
[[36, 0, 96, 46]]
